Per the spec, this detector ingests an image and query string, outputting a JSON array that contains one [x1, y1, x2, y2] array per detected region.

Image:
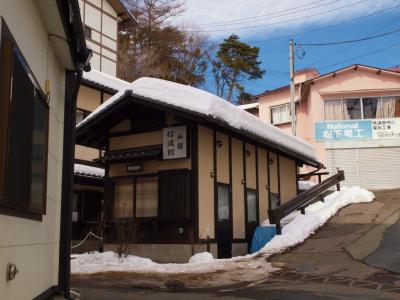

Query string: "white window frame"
[[270, 103, 291, 125]]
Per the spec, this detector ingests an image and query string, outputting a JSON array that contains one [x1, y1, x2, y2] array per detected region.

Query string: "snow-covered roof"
[[82, 70, 130, 93], [74, 163, 105, 178], [77, 77, 320, 166], [238, 103, 259, 110]]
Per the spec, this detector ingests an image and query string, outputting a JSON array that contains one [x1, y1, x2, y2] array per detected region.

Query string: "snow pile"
[[82, 70, 130, 92], [77, 77, 318, 163], [188, 252, 214, 264], [259, 187, 374, 255], [71, 251, 247, 275], [298, 180, 317, 190], [238, 102, 259, 110], [71, 187, 373, 275], [74, 163, 105, 178]]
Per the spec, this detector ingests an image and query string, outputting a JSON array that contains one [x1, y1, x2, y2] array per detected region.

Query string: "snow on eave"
[[77, 77, 321, 166], [74, 163, 105, 178], [238, 103, 259, 110], [82, 70, 130, 93]]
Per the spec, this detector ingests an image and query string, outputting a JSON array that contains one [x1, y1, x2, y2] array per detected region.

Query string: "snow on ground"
[[298, 180, 317, 191], [71, 187, 374, 275]]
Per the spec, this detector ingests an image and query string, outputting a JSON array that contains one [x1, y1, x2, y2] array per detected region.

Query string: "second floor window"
[[324, 96, 400, 120], [271, 104, 291, 125]]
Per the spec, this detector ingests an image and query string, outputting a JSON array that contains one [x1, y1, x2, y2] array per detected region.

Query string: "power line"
[[300, 27, 400, 46], [245, 4, 400, 44], [317, 42, 400, 70], [183, 0, 341, 28], [305, 16, 400, 66], [187, 0, 368, 33]]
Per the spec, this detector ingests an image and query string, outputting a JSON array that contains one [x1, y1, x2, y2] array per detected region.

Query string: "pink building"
[[244, 65, 400, 189]]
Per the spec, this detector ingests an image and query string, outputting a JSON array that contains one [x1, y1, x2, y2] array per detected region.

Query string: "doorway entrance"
[[245, 189, 258, 251], [216, 184, 232, 258]]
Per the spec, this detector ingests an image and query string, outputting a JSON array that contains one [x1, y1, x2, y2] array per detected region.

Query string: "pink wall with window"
[[257, 65, 400, 168]]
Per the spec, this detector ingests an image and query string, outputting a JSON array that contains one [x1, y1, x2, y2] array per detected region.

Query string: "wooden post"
[[336, 183, 340, 191], [276, 221, 282, 235], [300, 207, 305, 214], [318, 174, 322, 183], [206, 235, 210, 252]]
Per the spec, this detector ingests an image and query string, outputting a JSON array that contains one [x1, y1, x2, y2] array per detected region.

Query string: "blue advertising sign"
[[315, 120, 373, 141]]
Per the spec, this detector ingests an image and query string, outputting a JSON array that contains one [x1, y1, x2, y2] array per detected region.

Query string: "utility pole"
[[289, 39, 296, 136]]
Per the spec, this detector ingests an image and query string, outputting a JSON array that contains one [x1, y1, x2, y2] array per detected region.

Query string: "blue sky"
[[171, 0, 400, 96]]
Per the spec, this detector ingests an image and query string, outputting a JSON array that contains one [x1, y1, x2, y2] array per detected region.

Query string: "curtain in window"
[[136, 176, 158, 218], [324, 99, 342, 120], [362, 97, 379, 119], [378, 97, 396, 118], [344, 98, 361, 120], [114, 180, 133, 218], [271, 107, 281, 124]]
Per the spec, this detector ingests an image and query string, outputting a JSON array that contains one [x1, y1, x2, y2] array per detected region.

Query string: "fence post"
[[206, 235, 210, 252], [336, 183, 340, 191], [276, 221, 282, 235], [300, 207, 305, 214]]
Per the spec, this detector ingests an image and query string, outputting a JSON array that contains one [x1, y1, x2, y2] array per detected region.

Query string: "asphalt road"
[[72, 189, 400, 300]]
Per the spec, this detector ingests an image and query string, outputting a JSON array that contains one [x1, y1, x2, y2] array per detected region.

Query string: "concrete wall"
[[0, 1, 66, 298], [79, 0, 118, 76], [197, 125, 215, 239]]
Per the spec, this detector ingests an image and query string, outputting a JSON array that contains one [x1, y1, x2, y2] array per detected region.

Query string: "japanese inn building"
[[76, 77, 323, 262]]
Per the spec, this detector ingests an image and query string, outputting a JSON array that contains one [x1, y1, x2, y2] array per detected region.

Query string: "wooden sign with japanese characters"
[[163, 125, 188, 160]]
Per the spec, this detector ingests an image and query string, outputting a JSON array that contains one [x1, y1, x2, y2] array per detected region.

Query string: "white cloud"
[[173, 0, 399, 39]]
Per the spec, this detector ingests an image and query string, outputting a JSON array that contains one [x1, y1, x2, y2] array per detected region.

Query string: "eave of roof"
[[76, 78, 322, 168], [256, 64, 400, 99], [56, 0, 91, 71]]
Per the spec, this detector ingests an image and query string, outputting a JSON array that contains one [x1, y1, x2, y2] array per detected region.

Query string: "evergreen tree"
[[212, 34, 264, 102]]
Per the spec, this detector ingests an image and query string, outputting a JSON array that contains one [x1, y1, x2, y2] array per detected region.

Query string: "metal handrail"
[[269, 170, 345, 234]]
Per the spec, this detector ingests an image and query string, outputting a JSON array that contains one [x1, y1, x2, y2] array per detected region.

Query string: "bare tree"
[[118, 0, 210, 86]]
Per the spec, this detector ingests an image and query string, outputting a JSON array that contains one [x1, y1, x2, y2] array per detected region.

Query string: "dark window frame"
[[0, 19, 49, 221]]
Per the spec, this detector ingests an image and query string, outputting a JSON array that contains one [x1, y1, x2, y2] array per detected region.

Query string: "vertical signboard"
[[163, 125, 188, 160]]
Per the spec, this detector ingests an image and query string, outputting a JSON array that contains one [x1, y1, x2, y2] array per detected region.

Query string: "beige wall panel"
[[197, 125, 215, 239], [91, 52, 101, 71], [102, 35, 117, 50], [77, 85, 101, 111], [78, 0, 84, 18], [86, 40, 100, 52], [279, 156, 297, 204], [102, 47, 117, 60], [91, 30, 101, 43], [75, 145, 99, 161], [109, 130, 163, 151], [85, 4, 101, 31], [269, 152, 279, 194], [101, 56, 116, 76], [232, 138, 245, 239], [102, 13, 117, 39], [102, 0, 118, 17], [103, 92, 113, 101], [0, 1, 66, 298], [245, 143, 256, 189], [109, 158, 191, 177], [110, 119, 131, 133], [216, 132, 229, 184], [88, 0, 102, 7], [258, 148, 269, 222]]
